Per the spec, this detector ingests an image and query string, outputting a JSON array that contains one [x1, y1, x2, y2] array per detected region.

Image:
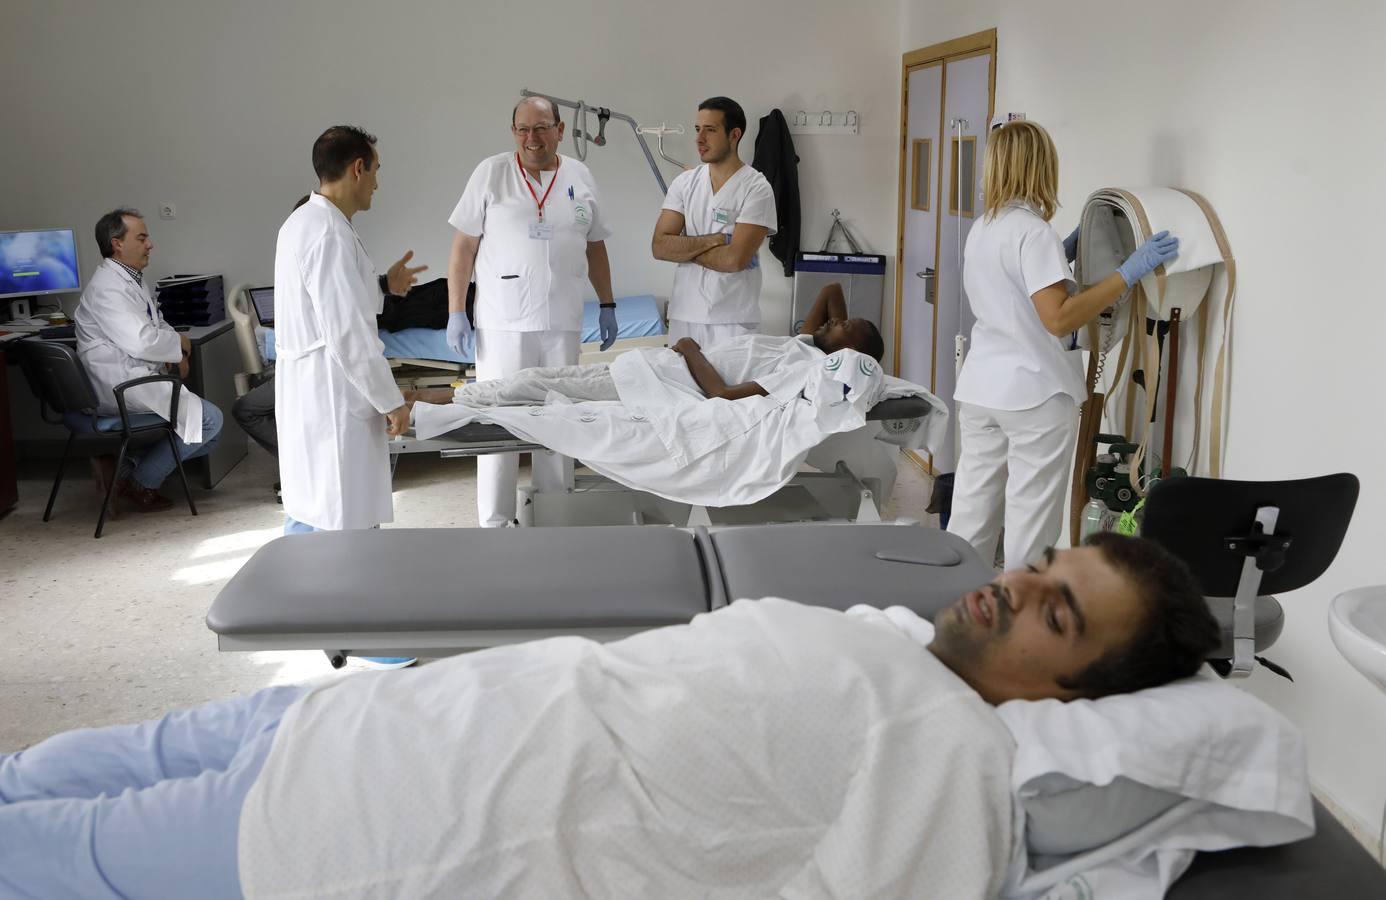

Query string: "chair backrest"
[[1142, 473, 1359, 596], [15, 340, 100, 417]]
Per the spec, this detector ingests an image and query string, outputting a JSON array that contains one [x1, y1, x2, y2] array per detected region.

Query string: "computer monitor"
[[0, 228, 81, 301], [247, 285, 274, 326]]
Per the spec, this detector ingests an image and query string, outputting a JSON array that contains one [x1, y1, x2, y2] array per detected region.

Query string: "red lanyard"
[[517, 153, 560, 222]]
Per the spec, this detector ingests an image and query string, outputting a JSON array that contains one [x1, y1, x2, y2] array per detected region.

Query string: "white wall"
[[902, 0, 1386, 834], [1, 0, 900, 343]]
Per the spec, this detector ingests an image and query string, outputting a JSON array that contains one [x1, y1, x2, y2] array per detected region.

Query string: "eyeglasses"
[[513, 124, 557, 138]]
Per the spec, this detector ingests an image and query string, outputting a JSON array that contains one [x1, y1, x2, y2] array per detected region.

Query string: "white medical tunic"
[[954, 203, 1085, 411], [74, 259, 204, 443], [239, 598, 1015, 899], [448, 152, 610, 333], [663, 163, 777, 326], [273, 194, 404, 531]]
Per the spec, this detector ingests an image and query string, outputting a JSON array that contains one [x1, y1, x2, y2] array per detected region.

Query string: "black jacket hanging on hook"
[[752, 108, 800, 276]]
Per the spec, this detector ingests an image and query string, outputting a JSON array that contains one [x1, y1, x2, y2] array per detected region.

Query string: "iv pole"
[[948, 116, 970, 464]]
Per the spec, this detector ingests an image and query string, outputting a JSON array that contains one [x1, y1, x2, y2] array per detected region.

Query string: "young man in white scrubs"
[[652, 96, 777, 348], [446, 96, 618, 527]]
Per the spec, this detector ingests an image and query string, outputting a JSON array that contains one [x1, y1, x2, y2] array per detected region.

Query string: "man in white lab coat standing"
[[75, 208, 223, 515], [274, 125, 424, 540], [445, 96, 619, 527]]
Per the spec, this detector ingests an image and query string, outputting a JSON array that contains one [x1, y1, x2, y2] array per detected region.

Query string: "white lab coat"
[[273, 194, 404, 531], [74, 259, 204, 443]]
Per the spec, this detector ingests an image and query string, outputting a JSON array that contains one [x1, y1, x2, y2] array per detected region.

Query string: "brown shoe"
[[115, 479, 175, 513], [89, 455, 117, 495]]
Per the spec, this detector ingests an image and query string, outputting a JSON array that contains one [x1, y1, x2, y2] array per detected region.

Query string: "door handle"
[[917, 268, 936, 304]]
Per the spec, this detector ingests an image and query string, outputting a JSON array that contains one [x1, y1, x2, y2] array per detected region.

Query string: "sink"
[[1328, 586, 1386, 693]]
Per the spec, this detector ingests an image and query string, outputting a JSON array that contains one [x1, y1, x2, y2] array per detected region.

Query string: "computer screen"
[[0, 228, 81, 300], [247, 285, 274, 325]]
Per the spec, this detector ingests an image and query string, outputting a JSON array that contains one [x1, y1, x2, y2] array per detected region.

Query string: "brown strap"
[[1175, 189, 1236, 477], [1070, 390, 1105, 546]]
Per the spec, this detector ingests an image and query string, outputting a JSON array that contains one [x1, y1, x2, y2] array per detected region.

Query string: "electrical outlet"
[[159, 203, 176, 220]]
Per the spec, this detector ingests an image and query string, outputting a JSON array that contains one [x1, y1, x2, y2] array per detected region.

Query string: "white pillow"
[[997, 666, 1314, 859]]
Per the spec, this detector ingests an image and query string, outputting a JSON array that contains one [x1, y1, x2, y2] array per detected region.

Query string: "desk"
[[3, 321, 248, 489]]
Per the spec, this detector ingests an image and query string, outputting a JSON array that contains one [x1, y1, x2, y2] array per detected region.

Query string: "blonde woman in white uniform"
[[446, 96, 618, 527], [653, 96, 777, 348], [947, 121, 1179, 568]]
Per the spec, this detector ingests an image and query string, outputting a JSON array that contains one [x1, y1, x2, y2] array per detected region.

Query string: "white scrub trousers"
[[946, 393, 1079, 569], [666, 320, 758, 349], [475, 328, 580, 527]]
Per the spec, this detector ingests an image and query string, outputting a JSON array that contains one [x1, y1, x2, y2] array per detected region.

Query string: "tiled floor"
[[0, 448, 936, 749]]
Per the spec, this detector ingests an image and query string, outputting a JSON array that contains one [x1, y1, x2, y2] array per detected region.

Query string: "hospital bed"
[[409, 394, 937, 526], [231, 287, 670, 465], [207, 519, 1383, 897]]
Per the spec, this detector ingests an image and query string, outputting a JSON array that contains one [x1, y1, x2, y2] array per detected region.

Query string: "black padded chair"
[[13, 339, 197, 538], [1142, 473, 1359, 677]]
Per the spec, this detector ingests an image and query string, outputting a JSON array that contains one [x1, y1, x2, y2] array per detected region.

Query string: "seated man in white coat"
[[74, 208, 223, 515], [0, 533, 1220, 899]]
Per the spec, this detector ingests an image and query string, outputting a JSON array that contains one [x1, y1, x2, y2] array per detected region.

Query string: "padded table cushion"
[[1169, 799, 1386, 898], [865, 396, 933, 421], [207, 527, 710, 635], [710, 524, 994, 617]]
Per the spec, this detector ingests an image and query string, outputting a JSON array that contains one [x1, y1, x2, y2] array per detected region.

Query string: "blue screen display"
[[0, 229, 81, 298]]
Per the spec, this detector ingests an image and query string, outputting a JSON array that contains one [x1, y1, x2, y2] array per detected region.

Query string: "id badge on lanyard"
[[519, 153, 559, 241]]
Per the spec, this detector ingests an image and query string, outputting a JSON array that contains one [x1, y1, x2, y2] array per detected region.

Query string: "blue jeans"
[[131, 400, 224, 491], [0, 684, 307, 899]]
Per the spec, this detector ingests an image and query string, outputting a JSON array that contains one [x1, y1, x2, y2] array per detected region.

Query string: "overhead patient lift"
[[521, 88, 688, 195]]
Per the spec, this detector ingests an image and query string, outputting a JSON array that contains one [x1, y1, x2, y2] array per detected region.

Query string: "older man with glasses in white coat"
[[445, 95, 620, 528]]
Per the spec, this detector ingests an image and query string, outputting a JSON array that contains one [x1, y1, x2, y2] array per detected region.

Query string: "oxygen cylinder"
[[1080, 499, 1108, 541]]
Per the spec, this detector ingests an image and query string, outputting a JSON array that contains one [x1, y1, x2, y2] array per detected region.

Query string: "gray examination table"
[[207, 524, 1386, 896]]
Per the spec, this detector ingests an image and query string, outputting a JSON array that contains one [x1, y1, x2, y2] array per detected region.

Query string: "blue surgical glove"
[[1117, 230, 1180, 287], [1063, 226, 1081, 264], [598, 305, 618, 351], [446, 310, 472, 355]]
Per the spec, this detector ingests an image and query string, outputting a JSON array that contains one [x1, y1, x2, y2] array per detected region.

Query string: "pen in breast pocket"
[[568, 186, 574, 200]]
